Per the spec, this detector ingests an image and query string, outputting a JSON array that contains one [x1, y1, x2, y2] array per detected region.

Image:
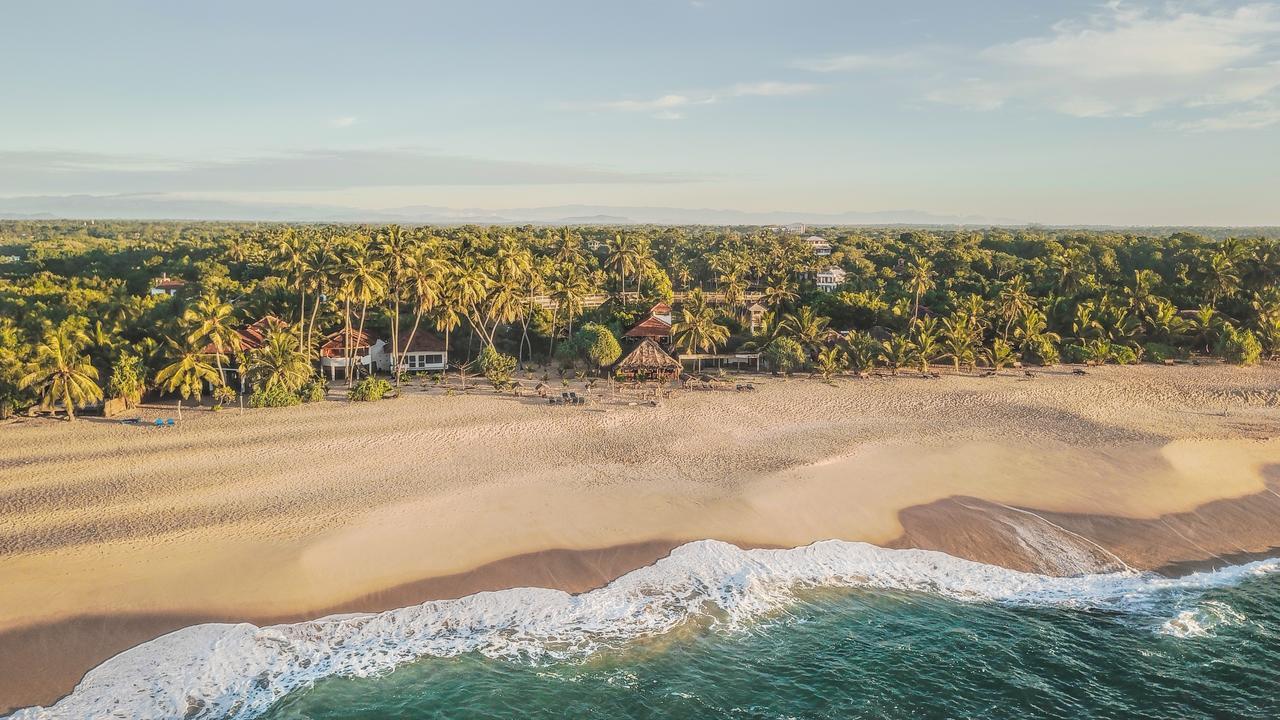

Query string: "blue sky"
[[3, 0, 1279, 224]]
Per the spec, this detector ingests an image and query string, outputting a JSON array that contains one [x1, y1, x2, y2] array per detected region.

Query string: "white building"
[[149, 274, 186, 296], [805, 236, 832, 256], [815, 267, 847, 292], [381, 332, 449, 373]]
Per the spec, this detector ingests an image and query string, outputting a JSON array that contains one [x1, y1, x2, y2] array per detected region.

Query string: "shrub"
[[299, 377, 328, 403], [348, 376, 393, 401], [249, 384, 302, 408], [1110, 344, 1141, 365], [478, 345, 518, 388], [1029, 337, 1060, 366], [1143, 342, 1180, 363], [763, 337, 806, 375], [211, 385, 235, 409], [107, 353, 146, 408], [1219, 326, 1263, 366], [574, 323, 622, 372]]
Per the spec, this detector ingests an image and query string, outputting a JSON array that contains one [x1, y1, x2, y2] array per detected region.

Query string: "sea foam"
[[8, 540, 1278, 720]]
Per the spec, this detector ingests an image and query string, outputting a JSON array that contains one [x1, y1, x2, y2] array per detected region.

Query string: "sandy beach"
[[2, 363, 1279, 713]]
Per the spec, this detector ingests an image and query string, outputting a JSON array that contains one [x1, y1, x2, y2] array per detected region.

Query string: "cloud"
[[330, 116, 358, 128], [0, 148, 696, 195], [1171, 103, 1280, 130], [801, 2, 1280, 130], [593, 81, 816, 119], [791, 52, 921, 73]]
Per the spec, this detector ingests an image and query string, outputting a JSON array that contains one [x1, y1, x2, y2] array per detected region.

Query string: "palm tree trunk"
[[401, 308, 425, 381], [64, 386, 75, 422], [306, 290, 323, 352], [356, 300, 370, 384], [344, 298, 353, 386], [299, 286, 307, 352], [391, 292, 401, 386]]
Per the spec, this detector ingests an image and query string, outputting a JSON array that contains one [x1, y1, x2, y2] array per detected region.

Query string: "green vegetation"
[[0, 220, 1275, 418], [348, 376, 393, 402]]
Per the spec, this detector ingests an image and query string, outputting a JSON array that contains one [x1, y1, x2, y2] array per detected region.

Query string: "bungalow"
[[150, 274, 186, 296], [624, 301, 675, 345], [380, 332, 448, 374], [805, 236, 832, 256], [200, 315, 287, 390], [614, 338, 682, 382], [319, 328, 384, 380], [815, 267, 847, 292]]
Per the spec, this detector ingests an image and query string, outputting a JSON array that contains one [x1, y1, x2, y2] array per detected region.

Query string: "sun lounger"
[[120, 417, 141, 425], [166, 418, 176, 426], [154, 419, 165, 427]]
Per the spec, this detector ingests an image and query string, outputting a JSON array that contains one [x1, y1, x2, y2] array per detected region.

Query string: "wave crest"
[[10, 540, 1278, 720]]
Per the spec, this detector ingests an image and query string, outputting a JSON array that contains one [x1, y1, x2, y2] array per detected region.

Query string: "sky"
[[2, 0, 1280, 225]]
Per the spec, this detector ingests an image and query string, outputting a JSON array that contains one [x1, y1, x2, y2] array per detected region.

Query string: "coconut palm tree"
[[397, 249, 445, 382], [245, 330, 313, 394], [184, 291, 241, 388], [780, 307, 832, 354], [815, 346, 847, 380], [941, 311, 980, 373], [995, 276, 1031, 340], [376, 225, 416, 385], [337, 243, 387, 385], [553, 227, 584, 266], [983, 338, 1017, 371], [913, 316, 941, 372], [606, 233, 642, 302], [19, 324, 103, 421], [762, 280, 798, 310], [879, 333, 917, 376], [273, 228, 311, 350], [1201, 251, 1240, 309], [672, 303, 729, 370], [905, 254, 935, 324], [548, 264, 589, 359], [154, 344, 220, 412]]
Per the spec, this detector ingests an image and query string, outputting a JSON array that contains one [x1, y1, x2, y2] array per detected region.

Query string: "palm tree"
[[548, 264, 589, 359], [905, 254, 935, 323], [879, 334, 917, 376], [1201, 251, 1240, 309], [398, 249, 445, 381], [1012, 308, 1061, 363], [155, 344, 220, 413], [1189, 305, 1222, 354], [941, 312, 980, 373], [913, 316, 941, 372], [376, 225, 416, 385], [983, 338, 1017, 372], [273, 228, 311, 351], [780, 307, 831, 354], [762, 280, 798, 310], [996, 276, 1031, 340], [245, 330, 313, 393], [672, 303, 729, 370], [19, 324, 102, 421], [337, 243, 387, 385], [815, 346, 847, 380], [184, 291, 241, 388], [553, 227, 584, 266], [606, 233, 641, 303]]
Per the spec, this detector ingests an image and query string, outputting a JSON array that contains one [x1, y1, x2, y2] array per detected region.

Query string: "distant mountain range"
[[0, 194, 1023, 226]]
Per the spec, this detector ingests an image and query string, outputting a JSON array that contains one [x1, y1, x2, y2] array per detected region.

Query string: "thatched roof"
[[616, 339, 681, 374]]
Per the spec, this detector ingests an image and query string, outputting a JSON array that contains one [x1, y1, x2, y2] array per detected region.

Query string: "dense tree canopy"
[[0, 220, 1276, 416]]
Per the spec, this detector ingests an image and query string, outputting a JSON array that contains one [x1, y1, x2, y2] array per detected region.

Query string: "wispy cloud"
[[589, 81, 817, 119], [791, 52, 921, 73], [796, 2, 1280, 131], [330, 116, 358, 128], [0, 148, 698, 195]]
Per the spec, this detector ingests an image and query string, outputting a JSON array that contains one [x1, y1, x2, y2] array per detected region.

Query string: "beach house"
[[149, 274, 186, 297], [624, 302, 674, 345], [805, 236, 833, 256], [815, 267, 847, 291], [319, 328, 383, 380], [382, 332, 448, 373], [744, 301, 768, 333]]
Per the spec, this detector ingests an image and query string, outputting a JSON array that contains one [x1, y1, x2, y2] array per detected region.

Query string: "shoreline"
[[3, 364, 1279, 713]]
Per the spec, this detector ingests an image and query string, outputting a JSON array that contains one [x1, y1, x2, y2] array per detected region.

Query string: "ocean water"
[[11, 540, 1280, 720]]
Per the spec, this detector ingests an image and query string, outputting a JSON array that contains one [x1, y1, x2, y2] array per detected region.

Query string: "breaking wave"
[[9, 540, 1278, 720]]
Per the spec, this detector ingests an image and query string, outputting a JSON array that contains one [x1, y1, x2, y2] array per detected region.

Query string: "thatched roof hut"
[[615, 339, 682, 381]]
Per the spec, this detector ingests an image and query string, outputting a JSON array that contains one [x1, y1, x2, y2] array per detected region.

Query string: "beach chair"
[[166, 418, 176, 427], [153, 419, 165, 428], [120, 417, 141, 425]]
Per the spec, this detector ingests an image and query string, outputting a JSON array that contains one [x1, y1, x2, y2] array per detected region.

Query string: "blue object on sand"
[[166, 418, 176, 427], [154, 419, 164, 427]]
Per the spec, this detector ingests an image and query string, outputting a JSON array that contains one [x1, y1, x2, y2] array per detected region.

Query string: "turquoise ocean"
[[10, 540, 1280, 719]]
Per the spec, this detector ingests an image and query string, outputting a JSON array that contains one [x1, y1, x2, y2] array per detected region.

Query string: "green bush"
[[1219, 326, 1263, 366], [574, 323, 622, 372], [348, 376, 393, 401], [107, 353, 146, 408], [249, 384, 302, 408], [1143, 342, 1180, 363], [299, 377, 328, 403], [1110, 344, 1141, 365], [478, 345, 518, 388], [763, 337, 806, 375]]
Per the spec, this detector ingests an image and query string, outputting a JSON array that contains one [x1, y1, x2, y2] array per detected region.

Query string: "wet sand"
[[2, 363, 1279, 713]]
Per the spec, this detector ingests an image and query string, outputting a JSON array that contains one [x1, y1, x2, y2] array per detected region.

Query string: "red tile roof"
[[624, 315, 673, 338], [319, 328, 376, 358]]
